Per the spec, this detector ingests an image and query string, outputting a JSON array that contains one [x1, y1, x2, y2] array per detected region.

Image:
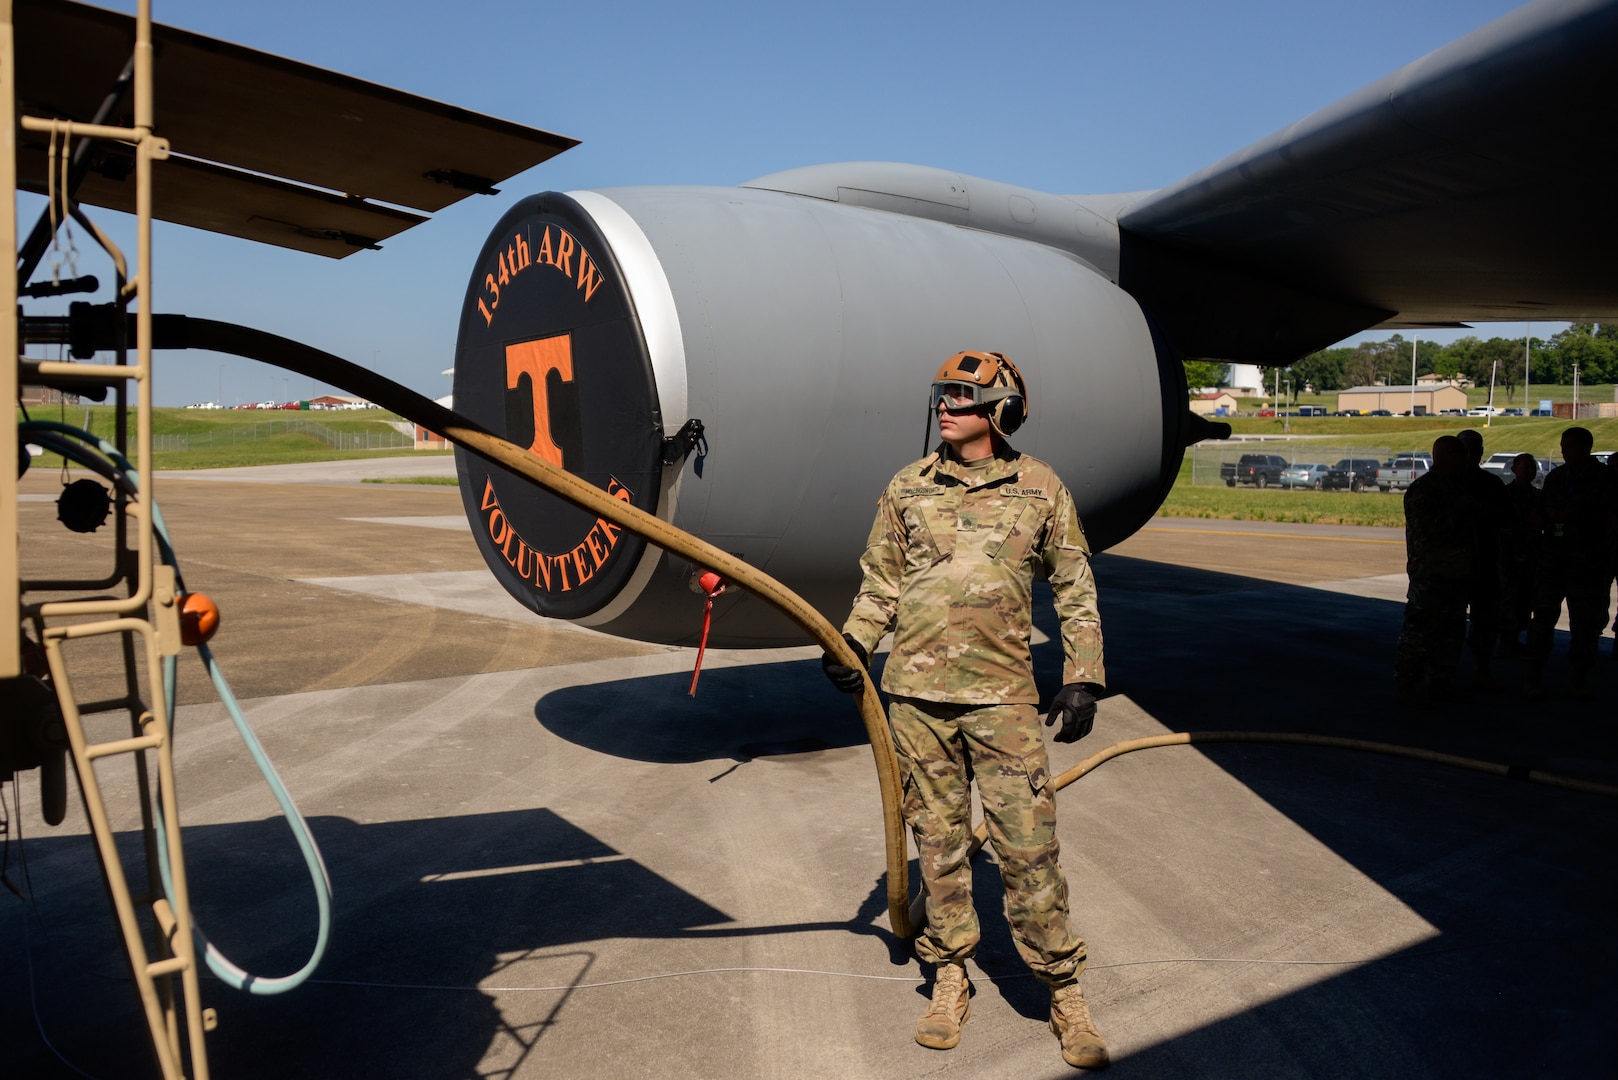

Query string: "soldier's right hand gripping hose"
[[1045, 684, 1100, 743], [821, 633, 869, 694]]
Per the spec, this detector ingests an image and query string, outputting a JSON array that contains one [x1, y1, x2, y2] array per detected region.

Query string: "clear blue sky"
[[23, 0, 1547, 405]]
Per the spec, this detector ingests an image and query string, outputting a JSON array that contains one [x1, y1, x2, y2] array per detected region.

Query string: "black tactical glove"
[[1044, 683, 1099, 743], [821, 633, 869, 694]]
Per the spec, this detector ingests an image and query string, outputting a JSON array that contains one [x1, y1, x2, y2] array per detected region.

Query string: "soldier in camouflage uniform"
[[1497, 453, 1545, 659], [1395, 436, 1476, 706], [822, 351, 1109, 1070], [1525, 426, 1618, 698], [1455, 428, 1510, 687]]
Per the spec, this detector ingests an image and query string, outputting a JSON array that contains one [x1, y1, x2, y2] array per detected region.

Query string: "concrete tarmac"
[[6, 461, 1617, 1079]]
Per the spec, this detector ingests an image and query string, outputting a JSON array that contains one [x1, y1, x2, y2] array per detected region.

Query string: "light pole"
[[217, 363, 223, 407], [1524, 323, 1531, 412], [1486, 360, 1497, 428], [1410, 334, 1418, 417]]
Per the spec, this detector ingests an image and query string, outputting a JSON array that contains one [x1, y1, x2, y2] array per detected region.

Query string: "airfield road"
[[6, 461, 1616, 1078]]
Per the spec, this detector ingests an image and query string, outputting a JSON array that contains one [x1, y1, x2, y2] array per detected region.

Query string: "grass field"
[[17, 404, 450, 470], [21, 404, 1611, 532], [1165, 413, 1618, 527], [1214, 415, 1618, 458], [361, 476, 459, 485], [1234, 382, 1615, 413], [1160, 456, 1409, 527]]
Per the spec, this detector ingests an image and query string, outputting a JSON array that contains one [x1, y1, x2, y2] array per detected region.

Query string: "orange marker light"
[[179, 593, 221, 645]]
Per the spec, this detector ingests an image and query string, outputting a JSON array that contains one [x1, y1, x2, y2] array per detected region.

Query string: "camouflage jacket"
[[1403, 470, 1477, 582], [841, 445, 1105, 705], [1539, 458, 1618, 565]]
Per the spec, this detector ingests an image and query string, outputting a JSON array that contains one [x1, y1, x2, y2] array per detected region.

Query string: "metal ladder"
[[7, 2, 211, 1075]]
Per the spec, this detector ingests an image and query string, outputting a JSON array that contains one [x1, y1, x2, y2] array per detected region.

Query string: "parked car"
[[1530, 408, 1554, 417], [1377, 456, 1431, 491], [1481, 451, 1528, 481], [1501, 408, 1524, 416], [1466, 406, 1501, 417], [1368, 409, 1394, 416], [1220, 453, 1290, 488], [1281, 463, 1331, 489], [1295, 406, 1328, 417], [1322, 457, 1382, 492]]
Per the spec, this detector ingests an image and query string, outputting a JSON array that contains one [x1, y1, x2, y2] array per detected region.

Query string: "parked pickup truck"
[[1322, 457, 1382, 492], [1221, 453, 1290, 488], [1377, 456, 1431, 492]]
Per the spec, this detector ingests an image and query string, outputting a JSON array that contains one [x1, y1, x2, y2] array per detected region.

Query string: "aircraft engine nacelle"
[[453, 184, 1186, 646]]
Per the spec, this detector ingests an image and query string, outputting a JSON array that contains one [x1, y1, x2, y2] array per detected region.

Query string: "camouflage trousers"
[[1395, 577, 1467, 687], [888, 697, 1086, 984], [1466, 569, 1501, 662], [1527, 558, 1613, 669], [1499, 562, 1536, 646]]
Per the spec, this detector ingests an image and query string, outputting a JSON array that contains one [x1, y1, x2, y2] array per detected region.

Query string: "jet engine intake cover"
[[453, 193, 664, 620]]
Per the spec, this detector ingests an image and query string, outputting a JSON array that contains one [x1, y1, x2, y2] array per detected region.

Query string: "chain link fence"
[[153, 419, 415, 452], [1186, 444, 1394, 488]]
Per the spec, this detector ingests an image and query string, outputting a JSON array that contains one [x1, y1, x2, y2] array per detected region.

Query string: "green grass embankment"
[[1218, 415, 1618, 457], [1160, 456, 1408, 527], [18, 405, 450, 469], [1234, 382, 1614, 413], [1159, 484, 1408, 527]]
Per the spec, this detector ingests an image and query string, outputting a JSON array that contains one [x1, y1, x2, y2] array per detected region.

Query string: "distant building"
[[416, 393, 452, 449], [1227, 363, 1264, 396], [1337, 384, 1468, 415], [18, 385, 80, 406], [1189, 391, 1239, 416], [1416, 372, 1473, 389]]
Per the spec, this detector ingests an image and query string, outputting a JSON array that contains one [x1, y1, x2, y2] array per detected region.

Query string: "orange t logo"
[[505, 334, 574, 467]]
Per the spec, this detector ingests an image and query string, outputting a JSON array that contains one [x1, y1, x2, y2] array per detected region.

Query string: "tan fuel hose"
[[908, 728, 1618, 931], [104, 318, 1618, 948], [125, 318, 915, 939], [441, 423, 911, 937]]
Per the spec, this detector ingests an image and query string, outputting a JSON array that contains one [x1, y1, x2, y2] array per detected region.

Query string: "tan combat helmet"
[[931, 350, 1029, 437]]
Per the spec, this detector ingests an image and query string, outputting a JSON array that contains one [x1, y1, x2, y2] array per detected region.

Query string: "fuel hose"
[[115, 316, 916, 939]]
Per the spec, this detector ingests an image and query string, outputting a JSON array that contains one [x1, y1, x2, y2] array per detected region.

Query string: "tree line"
[[1185, 323, 1618, 404]]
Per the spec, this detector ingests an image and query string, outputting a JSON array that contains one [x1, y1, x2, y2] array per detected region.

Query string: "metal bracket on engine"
[[659, 418, 707, 466]]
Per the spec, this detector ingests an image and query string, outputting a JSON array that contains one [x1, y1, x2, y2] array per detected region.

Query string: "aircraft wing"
[[13, 0, 577, 257], [1116, 0, 1618, 364]]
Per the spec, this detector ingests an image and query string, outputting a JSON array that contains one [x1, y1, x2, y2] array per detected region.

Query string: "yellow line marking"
[[1141, 526, 1403, 545]]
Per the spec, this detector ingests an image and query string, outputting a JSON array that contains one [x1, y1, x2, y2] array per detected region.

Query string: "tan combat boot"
[[1050, 981, 1109, 1069], [914, 962, 971, 1049]]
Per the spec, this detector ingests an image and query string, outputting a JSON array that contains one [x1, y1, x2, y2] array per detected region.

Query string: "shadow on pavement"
[[2, 806, 901, 1078], [7, 555, 1615, 1076]]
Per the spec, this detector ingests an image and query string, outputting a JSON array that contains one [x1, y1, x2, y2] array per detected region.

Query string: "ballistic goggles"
[[932, 380, 1011, 413]]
